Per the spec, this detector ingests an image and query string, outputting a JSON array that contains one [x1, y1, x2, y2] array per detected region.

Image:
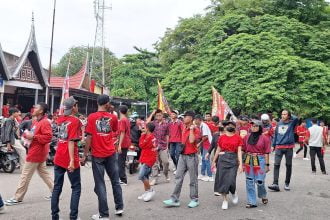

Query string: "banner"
[[211, 86, 236, 120], [157, 80, 171, 114], [59, 54, 71, 115]]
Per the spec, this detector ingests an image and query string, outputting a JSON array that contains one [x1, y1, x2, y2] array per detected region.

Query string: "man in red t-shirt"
[[5, 103, 53, 205], [117, 105, 131, 185], [51, 96, 82, 220], [163, 111, 201, 208], [168, 110, 183, 170], [82, 95, 123, 219]]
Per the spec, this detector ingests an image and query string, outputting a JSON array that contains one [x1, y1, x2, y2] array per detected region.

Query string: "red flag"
[[59, 54, 71, 115], [157, 80, 171, 114], [90, 79, 96, 92], [211, 87, 236, 120]]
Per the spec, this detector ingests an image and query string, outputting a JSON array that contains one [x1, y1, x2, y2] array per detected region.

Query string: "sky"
[[0, 0, 210, 67]]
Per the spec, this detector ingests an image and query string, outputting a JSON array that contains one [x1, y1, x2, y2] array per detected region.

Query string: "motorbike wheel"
[[3, 157, 16, 173], [129, 163, 134, 175]]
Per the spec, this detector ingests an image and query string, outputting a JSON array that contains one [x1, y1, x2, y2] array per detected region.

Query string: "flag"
[[59, 54, 71, 115], [211, 86, 236, 120], [157, 80, 171, 114]]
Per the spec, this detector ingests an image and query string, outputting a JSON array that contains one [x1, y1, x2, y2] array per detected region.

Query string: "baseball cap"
[[63, 96, 78, 116], [251, 119, 262, 126], [172, 110, 179, 115], [183, 110, 195, 119], [97, 94, 110, 106]]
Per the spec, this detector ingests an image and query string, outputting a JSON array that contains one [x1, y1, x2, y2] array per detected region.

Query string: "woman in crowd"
[[212, 121, 243, 210], [242, 120, 271, 208]]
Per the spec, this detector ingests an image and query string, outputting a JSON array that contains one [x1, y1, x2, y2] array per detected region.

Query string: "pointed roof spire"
[[10, 13, 49, 87]]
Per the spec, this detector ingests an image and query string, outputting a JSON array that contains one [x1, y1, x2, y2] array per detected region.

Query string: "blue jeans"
[[92, 154, 123, 217], [138, 164, 152, 181], [0, 194, 4, 208], [201, 148, 212, 177], [51, 165, 81, 220], [170, 142, 181, 168], [245, 155, 267, 206]]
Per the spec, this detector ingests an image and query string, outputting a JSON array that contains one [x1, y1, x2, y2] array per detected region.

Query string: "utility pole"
[[46, 0, 57, 104]]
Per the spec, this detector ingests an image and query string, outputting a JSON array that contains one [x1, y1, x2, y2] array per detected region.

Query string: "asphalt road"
[[1, 146, 329, 220]]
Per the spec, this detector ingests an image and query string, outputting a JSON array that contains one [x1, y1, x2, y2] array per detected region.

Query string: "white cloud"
[[0, 0, 209, 67]]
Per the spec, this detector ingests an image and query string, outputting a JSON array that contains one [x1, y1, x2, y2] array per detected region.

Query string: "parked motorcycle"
[[0, 144, 19, 173]]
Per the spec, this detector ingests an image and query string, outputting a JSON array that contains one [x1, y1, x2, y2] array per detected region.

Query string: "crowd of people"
[[0, 95, 329, 219]]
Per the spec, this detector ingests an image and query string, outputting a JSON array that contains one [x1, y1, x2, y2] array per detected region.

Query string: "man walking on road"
[[268, 110, 298, 192], [163, 111, 201, 208], [82, 95, 124, 220], [306, 119, 327, 175], [117, 105, 131, 185], [5, 103, 54, 205]]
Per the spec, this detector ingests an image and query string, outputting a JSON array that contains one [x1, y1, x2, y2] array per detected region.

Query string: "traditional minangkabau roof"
[[0, 43, 11, 80], [10, 16, 48, 87], [50, 56, 90, 90]]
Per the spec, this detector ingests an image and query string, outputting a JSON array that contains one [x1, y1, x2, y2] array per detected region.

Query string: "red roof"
[[50, 64, 87, 89]]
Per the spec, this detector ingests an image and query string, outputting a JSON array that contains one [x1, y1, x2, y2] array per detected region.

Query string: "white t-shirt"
[[308, 125, 324, 147]]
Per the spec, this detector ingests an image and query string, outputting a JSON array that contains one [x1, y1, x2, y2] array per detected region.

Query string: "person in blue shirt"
[[268, 110, 298, 192]]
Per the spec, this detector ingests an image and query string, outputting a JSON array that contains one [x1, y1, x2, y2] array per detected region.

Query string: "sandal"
[[262, 198, 268, 204], [246, 204, 257, 208]]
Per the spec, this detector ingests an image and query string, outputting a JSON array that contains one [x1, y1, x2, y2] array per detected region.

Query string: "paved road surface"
[[1, 146, 329, 220]]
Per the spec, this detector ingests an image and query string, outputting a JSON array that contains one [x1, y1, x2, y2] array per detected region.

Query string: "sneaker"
[[165, 175, 170, 182], [4, 198, 22, 206], [138, 192, 147, 200], [0, 206, 6, 214], [198, 175, 205, 180], [188, 200, 199, 208], [150, 179, 157, 186], [214, 192, 221, 196], [312, 171, 317, 174], [44, 195, 52, 201], [209, 177, 215, 182], [293, 152, 297, 158], [143, 190, 155, 202], [303, 158, 310, 161], [91, 214, 109, 220], [322, 171, 328, 175], [173, 167, 176, 172], [157, 174, 161, 177], [268, 184, 280, 192], [115, 209, 124, 216], [163, 199, 180, 207], [119, 180, 127, 186], [173, 171, 177, 175], [222, 200, 228, 210], [201, 176, 210, 182], [232, 193, 239, 205], [284, 184, 290, 191]]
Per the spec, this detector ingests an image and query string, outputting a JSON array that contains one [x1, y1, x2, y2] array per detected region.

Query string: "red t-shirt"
[[85, 111, 118, 158], [181, 126, 201, 155], [206, 121, 218, 134], [119, 117, 131, 148], [243, 134, 271, 154], [26, 116, 52, 162], [168, 120, 183, 143], [296, 125, 308, 143], [218, 134, 243, 153], [54, 116, 82, 169], [139, 133, 157, 167], [238, 124, 251, 138], [2, 105, 9, 118]]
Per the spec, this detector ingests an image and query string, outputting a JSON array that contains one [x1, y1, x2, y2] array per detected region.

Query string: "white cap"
[[261, 114, 270, 121]]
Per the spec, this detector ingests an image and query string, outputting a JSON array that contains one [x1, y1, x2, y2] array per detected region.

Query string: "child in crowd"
[[137, 122, 157, 202]]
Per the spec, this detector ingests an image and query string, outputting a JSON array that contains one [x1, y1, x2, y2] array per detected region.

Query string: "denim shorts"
[[138, 164, 152, 181]]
